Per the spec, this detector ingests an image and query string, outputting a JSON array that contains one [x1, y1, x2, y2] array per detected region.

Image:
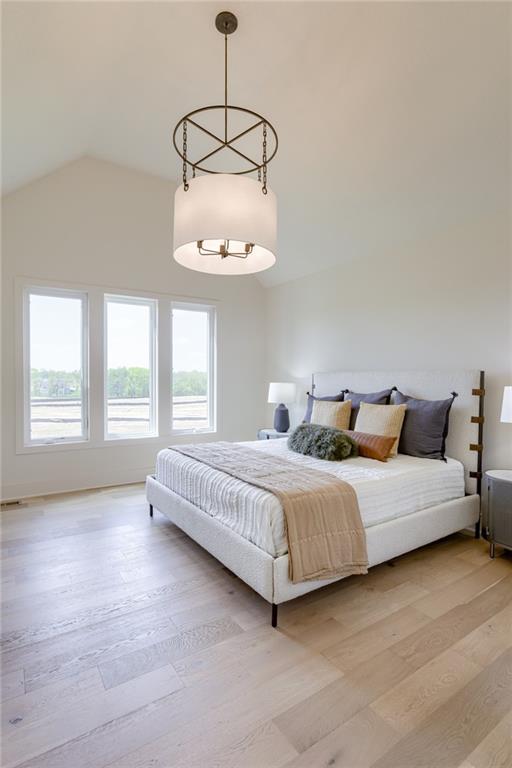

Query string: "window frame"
[[22, 285, 90, 447], [103, 293, 158, 441], [16, 278, 219, 454], [170, 301, 217, 436]]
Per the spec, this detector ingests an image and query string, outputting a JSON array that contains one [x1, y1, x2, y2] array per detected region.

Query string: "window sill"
[[171, 427, 216, 437], [16, 430, 218, 455], [104, 432, 159, 443], [19, 438, 90, 455]]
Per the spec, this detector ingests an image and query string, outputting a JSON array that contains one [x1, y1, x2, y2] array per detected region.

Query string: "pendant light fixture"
[[172, 11, 278, 275]]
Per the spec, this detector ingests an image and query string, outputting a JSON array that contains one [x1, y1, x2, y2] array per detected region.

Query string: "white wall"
[[2, 156, 510, 499], [265, 210, 512, 472], [1, 157, 267, 499]]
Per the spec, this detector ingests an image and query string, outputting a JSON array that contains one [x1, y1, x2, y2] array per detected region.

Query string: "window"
[[105, 295, 157, 439], [19, 282, 217, 452], [171, 303, 216, 433], [24, 287, 88, 445]]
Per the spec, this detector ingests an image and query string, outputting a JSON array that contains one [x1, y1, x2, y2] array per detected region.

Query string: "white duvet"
[[155, 439, 465, 557]]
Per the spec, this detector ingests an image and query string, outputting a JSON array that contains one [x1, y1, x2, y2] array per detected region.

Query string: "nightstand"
[[258, 429, 289, 440], [486, 470, 512, 558]]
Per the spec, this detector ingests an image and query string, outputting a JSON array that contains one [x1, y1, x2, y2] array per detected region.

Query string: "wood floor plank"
[[283, 580, 429, 646], [1, 569, 127, 604], [173, 624, 309, 688], [456, 542, 497, 567], [16, 656, 339, 768], [1, 523, 143, 558], [370, 647, 512, 768], [2, 665, 183, 767], [342, 648, 418, 701], [0, 574, 208, 654], [281, 706, 400, 768], [413, 558, 512, 619], [273, 676, 370, 753], [328, 581, 430, 631], [1, 668, 25, 701], [284, 616, 349, 653], [391, 573, 512, 671], [2, 573, 248, 688], [454, 603, 512, 668], [148, 720, 299, 768], [1, 569, 181, 633], [370, 648, 482, 735], [274, 645, 416, 756], [325, 606, 431, 672], [401, 556, 477, 592], [98, 616, 244, 689], [2, 668, 103, 733], [106, 655, 341, 768], [461, 709, 512, 768], [13, 605, 180, 692]]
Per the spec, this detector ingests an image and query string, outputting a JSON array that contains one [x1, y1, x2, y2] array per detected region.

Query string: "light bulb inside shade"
[[173, 174, 276, 275]]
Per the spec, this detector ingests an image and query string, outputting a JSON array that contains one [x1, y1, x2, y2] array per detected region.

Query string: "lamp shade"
[[268, 382, 296, 404], [173, 174, 276, 275], [501, 386, 512, 423]]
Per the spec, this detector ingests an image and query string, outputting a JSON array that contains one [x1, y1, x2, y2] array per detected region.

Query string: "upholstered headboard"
[[309, 370, 485, 495]]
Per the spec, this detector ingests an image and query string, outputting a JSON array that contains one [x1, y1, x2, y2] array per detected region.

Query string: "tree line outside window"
[[29, 368, 207, 400]]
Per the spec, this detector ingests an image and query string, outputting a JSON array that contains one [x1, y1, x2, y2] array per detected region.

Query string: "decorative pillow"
[[344, 388, 395, 429], [354, 402, 407, 456], [303, 391, 344, 423], [342, 430, 396, 462], [288, 423, 357, 461], [311, 399, 351, 430], [393, 390, 456, 460]]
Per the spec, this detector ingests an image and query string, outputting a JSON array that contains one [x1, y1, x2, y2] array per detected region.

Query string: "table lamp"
[[268, 382, 296, 433], [501, 386, 512, 423]]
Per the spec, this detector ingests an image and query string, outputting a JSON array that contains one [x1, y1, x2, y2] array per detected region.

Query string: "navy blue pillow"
[[344, 389, 394, 430], [303, 392, 344, 423], [394, 390, 456, 460]]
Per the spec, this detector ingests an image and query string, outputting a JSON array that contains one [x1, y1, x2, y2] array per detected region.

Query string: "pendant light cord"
[[224, 31, 228, 142]]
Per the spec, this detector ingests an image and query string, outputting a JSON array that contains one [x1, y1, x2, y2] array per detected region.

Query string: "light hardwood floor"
[[1, 484, 511, 768]]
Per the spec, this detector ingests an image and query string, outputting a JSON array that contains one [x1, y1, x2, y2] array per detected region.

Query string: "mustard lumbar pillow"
[[353, 402, 407, 456], [310, 399, 351, 430]]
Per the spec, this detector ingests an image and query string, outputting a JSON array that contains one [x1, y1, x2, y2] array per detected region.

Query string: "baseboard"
[[1, 467, 153, 503]]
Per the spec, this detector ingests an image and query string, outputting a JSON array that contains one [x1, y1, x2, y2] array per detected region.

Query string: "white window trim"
[[15, 277, 219, 454], [104, 293, 158, 441], [171, 301, 217, 436], [22, 285, 90, 448]]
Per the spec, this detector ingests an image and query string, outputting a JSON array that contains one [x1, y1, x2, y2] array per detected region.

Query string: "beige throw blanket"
[[170, 442, 368, 584]]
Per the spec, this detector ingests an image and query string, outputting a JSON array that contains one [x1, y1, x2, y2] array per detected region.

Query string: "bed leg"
[[271, 603, 278, 628], [149, 503, 153, 518], [474, 520, 480, 539]]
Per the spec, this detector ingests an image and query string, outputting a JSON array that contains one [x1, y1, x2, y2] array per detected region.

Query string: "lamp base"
[[273, 404, 290, 433]]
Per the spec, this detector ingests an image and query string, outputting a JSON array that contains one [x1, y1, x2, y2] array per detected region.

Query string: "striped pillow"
[[311, 399, 351, 430], [342, 430, 396, 462], [353, 403, 407, 456]]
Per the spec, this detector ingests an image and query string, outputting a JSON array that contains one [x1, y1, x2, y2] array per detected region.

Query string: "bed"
[[146, 370, 485, 626]]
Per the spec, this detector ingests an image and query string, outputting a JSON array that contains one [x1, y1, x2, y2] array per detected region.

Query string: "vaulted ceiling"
[[2, 1, 509, 286]]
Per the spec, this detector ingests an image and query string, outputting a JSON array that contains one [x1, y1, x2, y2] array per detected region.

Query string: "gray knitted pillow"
[[288, 423, 358, 461]]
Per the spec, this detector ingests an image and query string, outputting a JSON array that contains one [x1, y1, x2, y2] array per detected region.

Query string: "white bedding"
[[155, 439, 466, 558]]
